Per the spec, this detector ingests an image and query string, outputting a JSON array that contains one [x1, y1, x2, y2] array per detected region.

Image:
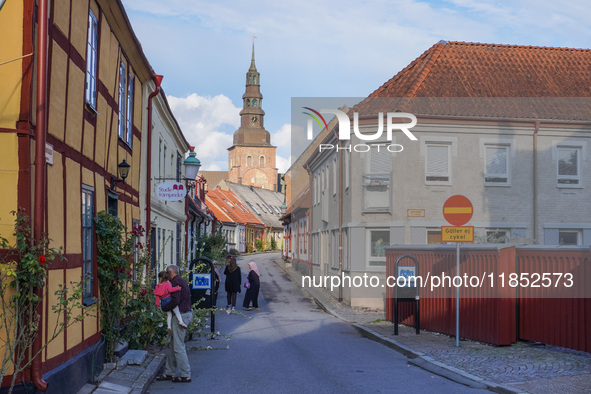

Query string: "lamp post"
[[110, 159, 131, 189], [183, 146, 202, 260], [183, 146, 201, 184]]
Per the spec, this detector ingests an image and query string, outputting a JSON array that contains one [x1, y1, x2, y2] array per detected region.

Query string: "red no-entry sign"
[[443, 195, 473, 226]]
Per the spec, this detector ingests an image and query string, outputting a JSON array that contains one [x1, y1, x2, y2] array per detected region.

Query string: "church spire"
[[250, 36, 257, 72], [227, 40, 278, 191], [232, 40, 270, 147]]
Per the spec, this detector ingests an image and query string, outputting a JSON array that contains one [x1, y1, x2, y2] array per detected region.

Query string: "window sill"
[[556, 184, 583, 189], [362, 209, 391, 214], [485, 183, 511, 187], [83, 296, 98, 307], [425, 182, 452, 187], [85, 102, 98, 115], [118, 138, 133, 153]]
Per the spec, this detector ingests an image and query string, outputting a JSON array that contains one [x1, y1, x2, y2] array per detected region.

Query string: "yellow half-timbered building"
[[0, 0, 155, 391]]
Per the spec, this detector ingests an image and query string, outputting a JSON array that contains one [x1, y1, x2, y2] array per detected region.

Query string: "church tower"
[[228, 42, 278, 191]]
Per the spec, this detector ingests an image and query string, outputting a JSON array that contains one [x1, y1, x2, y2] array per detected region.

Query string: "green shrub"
[[195, 231, 227, 262]]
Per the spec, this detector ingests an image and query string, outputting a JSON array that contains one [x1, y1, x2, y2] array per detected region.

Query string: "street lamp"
[[183, 146, 201, 188], [110, 159, 131, 189]]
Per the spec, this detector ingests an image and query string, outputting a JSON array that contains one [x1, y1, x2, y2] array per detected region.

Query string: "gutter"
[[145, 75, 163, 249], [32, 0, 49, 389], [334, 129, 343, 302]]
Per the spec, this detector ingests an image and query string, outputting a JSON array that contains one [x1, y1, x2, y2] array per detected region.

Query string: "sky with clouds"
[[121, 0, 590, 172]]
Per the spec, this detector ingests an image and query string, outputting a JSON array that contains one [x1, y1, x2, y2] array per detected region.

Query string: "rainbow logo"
[[302, 107, 328, 139]]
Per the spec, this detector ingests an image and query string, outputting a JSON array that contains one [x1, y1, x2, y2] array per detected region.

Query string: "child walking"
[[154, 271, 187, 332]]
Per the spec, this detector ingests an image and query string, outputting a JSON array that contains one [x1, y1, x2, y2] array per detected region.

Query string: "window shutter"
[[427, 145, 448, 173], [370, 149, 391, 173]]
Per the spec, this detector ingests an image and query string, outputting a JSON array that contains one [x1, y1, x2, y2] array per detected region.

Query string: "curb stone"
[[352, 324, 423, 359], [130, 353, 166, 394]]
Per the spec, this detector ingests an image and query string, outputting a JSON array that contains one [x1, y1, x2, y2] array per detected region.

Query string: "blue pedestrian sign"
[[397, 266, 416, 287], [192, 273, 211, 289]]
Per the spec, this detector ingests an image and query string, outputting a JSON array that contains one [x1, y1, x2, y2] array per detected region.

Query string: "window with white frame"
[[344, 145, 350, 189], [176, 153, 182, 182], [363, 147, 391, 211], [331, 230, 339, 268], [333, 158, 337, 196], [485, 229, 510, 243], [313, 175, 317, 205], [557, 146, 581, 186], [559, 230, 581, 245], [158, 140, 162, 178], [425, 142, 451, 184], [118, 63, 126, 142], [85, 10, 98, 109], [485, 144, 509, 185], [321, 166, 329, 223], [126, 74, 134, 147], [163, 145, 167, 177], [82, 186, 94, 301], [304, 218, 308, 254], [343, 229, 349, 270], [368, 229, 390, 266]]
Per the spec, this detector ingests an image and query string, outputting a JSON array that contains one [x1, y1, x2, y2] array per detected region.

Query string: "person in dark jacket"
[[243, 261, 261, 311], [224, 256, 241, 312]]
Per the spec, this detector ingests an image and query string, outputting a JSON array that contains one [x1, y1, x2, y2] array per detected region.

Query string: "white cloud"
[[271, 123, 291, 148], [276, 154, 292, 173], [167, 93, 238, 170], [167, 93, 239, 132]]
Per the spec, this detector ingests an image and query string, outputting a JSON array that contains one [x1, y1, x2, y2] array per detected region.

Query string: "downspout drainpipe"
[[184, 195, 189, 261], [146, 75, 163, 249], [32, 0, 49, 389], [332, 128, 343, 302], [533, 121, 540, 244]]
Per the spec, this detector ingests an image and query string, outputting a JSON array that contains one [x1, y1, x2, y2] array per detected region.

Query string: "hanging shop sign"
[[156, 181, 187, 201]]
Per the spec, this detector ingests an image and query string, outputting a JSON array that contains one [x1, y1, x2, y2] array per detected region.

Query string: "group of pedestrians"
[[152, 257, 261, 384], [222, 256, 261, 312]]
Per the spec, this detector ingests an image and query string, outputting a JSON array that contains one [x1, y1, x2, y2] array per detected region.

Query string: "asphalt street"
[[147, 253, 489, 393]]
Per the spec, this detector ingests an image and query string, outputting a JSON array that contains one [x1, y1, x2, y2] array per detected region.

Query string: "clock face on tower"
[[251, 115, 258, 126]]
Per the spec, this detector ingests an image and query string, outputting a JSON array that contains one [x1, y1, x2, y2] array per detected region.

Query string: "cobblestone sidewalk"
[[275, 259, 591, 394]]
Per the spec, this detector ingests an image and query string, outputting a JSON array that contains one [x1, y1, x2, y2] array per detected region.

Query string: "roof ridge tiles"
[[446, 40, 591, 52], [365, 40, 591, 99]]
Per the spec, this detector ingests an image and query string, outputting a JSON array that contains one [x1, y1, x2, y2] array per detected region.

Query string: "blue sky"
[[121, 0, 590, 171]]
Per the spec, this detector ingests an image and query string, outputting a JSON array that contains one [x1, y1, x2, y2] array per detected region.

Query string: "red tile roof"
[[205, 193, 233, 223], [206, 188, 263, 228], [370, 41, 591, 98], [353, 41, 591, 121]]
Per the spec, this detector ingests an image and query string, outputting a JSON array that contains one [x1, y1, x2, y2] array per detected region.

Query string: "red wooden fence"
[[386, 245, 590, 353]]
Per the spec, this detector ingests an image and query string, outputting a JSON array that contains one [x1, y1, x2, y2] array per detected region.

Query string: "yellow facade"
[[0, 0, 24, 242], [0, 0, 23, 129], [1, 0, 153, 386]]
